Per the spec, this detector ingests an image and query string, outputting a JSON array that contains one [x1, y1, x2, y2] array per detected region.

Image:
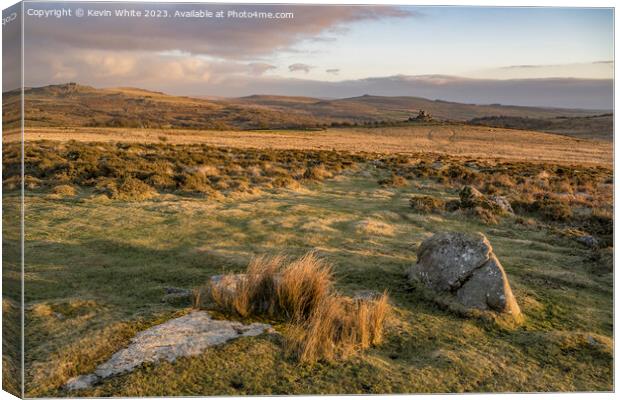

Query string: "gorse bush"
[[8, 141, 358, 200], [194, 252, 390, 363], [378, 173, 408, 188]]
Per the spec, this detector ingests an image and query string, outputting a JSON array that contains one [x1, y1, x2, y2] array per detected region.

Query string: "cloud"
[[25, 48, 250, 88], [474, 61, 613, 80], [289, 63, 313, 73], [248, 63, 277, 75], [326, 69, 340, 75], [20, 4, 415, 90], [500, 64, 541, 69], [23, 4, 414, 60]]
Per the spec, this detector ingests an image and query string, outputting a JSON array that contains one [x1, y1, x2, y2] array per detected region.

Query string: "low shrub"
[[50, 184, 77, 197], [409, 195, 445, 213], [378, 173, 407, 188], [466, 206, 498, 225], [303, 164, 333, 181], [442, 164, 480, 184], [113, 177, 156, 201], [534, 195, 573, 222]]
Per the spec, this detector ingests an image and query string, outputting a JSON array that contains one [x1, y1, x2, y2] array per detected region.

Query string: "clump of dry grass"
[[194, 252, 390, 363], [277, 253, 333, 321], [285, 291, 389, 363]]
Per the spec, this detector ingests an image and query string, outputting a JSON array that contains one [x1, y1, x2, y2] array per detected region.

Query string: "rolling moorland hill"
[[2, 83, 612, 139], [233, 94, 602, 121], [467, 114, 613, 141]]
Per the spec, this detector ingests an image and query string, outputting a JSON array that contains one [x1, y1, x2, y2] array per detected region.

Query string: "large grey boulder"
[[409, 232, 520, 317]]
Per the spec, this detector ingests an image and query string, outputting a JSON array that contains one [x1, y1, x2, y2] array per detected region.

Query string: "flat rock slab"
[[65, 311, 271, 391]]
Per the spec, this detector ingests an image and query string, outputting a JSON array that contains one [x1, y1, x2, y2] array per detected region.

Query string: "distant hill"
[[4, 83, 611, 134], [467, 114, 613, 141], [230, 94, 607, 121]]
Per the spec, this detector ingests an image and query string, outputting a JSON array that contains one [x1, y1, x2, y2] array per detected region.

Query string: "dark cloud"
[[23, 3, 413, 59], [289, 63, 313, 73], [326, 69, 340, 75]]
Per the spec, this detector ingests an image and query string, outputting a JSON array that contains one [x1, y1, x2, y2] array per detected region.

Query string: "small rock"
[[587, 335, 598, 346], [161, 287, 193, 305], [353, 290, 382, 301], [459, 186, 512, 216], [164, 287, 192, 295], [459, 186, 487, 209], [576, 235, 599, 249], [488, 195, 514, 214], [65, 374, 100, 391]]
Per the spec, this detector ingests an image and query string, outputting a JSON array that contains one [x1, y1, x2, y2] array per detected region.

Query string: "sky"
[[4, 3, 614, 108]]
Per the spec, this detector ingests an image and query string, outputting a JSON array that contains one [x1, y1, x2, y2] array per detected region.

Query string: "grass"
[[3, 138, 613, 396], [197, 253, 390, 363], [13, 124, 612, 166]]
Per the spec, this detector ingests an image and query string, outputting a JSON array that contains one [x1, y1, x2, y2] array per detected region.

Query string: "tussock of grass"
[[195, 253, 390, 363], [284, 292, 389, 363], [277, 253, 333, 321]]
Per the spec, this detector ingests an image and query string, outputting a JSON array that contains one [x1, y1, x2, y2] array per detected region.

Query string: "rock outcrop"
[[408, 232, 520, 317]]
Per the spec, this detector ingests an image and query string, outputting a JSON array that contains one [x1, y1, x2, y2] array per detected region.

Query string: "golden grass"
[[195, 252, 390, 363], [277, 252, 333, 321], [285, 291, 390, 363], [19, 125, 613, 166], [354, 219, 396, 237]]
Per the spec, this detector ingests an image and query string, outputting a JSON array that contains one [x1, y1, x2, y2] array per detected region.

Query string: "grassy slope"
[[228, 94, 607, 121], [21, 167, 612, 396], [468, 115, 613, 141], [5, 84, 609, 132]]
